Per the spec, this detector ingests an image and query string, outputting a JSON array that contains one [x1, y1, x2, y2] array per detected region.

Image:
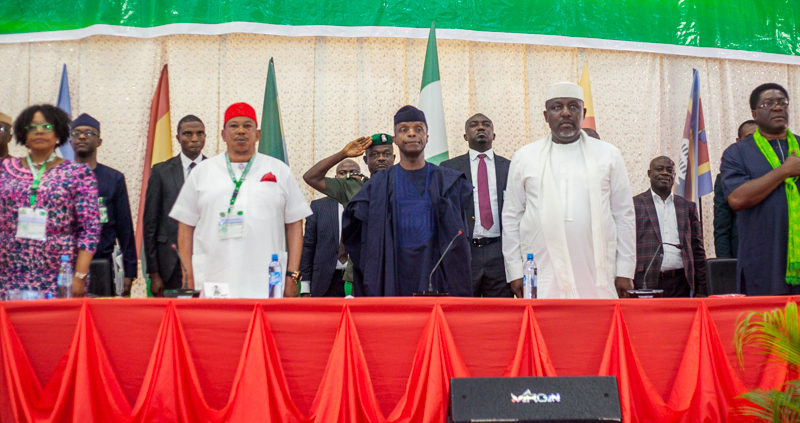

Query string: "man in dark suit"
[[70, 113, 137, 296], [300, 160, 360, 297], [143, 115, 206, 296], [633, 156, 707, 297], [440, 113, 511, 297]]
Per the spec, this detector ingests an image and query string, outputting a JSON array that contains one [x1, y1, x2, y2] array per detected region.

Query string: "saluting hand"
[[341, 137, 372, 157]]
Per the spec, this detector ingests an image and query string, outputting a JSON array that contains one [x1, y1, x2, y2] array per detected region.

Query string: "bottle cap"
[[60, 255, 69, 261], [271, 253, 278, 261], [527, 253, 533, 260]]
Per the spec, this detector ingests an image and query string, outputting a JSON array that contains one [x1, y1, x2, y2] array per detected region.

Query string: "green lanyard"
[[224, 153, 256, 217], [25, 153, 56, 207]]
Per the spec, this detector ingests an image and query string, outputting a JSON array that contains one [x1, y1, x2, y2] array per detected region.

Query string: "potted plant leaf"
[[734, 301, 800, 422]]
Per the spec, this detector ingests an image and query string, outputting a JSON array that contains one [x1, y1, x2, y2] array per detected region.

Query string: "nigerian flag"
[[420, 22, 448, 164]]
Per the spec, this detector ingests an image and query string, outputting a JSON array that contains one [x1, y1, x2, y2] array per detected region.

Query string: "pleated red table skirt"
[[0, 296, 795, 422]]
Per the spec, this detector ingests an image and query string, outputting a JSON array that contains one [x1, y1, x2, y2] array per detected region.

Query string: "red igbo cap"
[[224, 102, 258, 126]]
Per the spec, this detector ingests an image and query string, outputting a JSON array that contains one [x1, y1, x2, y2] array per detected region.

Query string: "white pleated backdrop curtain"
[[3, 33, 800, 261]]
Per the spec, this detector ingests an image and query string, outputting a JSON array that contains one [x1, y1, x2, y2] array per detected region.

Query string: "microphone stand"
[[627, 242, 680, 298], [414, 231, 463, 296], [163, 244, 201, 298]]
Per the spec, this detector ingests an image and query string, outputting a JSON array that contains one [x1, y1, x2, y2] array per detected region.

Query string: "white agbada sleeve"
[[281, 167, 312, 223], [169, 169, 200, 226], [609, 150, 636, 279], [502, 149, 528, 282]]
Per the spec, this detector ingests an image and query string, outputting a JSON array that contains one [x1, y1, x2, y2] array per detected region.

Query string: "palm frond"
[[734, 302, 800, 370], [737, 382, 800, 423]]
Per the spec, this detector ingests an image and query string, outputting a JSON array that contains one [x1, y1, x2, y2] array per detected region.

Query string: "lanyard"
[[224, 153, 256, 217], [25, 153, 56, 207]]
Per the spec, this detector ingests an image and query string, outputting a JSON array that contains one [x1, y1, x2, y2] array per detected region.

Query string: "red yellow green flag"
[[136, 65, 172, 269]]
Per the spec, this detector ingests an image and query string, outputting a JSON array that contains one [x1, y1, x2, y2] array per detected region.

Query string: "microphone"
[[415, 230, 463, 296], [641, 242, 680, 289], [628, 242, 681, 298]]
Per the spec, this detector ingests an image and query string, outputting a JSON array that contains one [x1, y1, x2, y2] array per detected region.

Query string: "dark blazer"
[[439, 151, 510, 237], [143, 155, 201, 279], [633, 190, 707, 295], [300, 197, 341, 297], [712, 173, 737, 258]]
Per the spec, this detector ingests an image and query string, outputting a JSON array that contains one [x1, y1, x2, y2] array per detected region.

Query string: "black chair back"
[[88, 258, 113, 297], [706, 258, 739, 295]]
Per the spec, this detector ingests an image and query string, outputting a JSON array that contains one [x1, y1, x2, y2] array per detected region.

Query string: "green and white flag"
[[420, 23, 448, 165]]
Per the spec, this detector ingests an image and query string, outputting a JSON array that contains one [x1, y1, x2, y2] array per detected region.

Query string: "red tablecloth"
[[0, 297, 795, 422]]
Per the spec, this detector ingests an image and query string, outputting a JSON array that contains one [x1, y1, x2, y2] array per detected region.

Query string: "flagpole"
[[698, 197, 704, 232]]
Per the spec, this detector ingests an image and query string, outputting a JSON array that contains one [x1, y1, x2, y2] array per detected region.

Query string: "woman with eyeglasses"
[[0, 104, 100, 298]]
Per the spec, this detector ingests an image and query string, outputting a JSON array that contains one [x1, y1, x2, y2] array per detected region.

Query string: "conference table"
[[0, 296, 795, 422]]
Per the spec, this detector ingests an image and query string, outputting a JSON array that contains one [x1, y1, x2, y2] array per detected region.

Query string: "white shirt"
[[469, 148, 501, 238], [502, 134, 636, 299], [649, 189, 683, 271], [169, 153, 312, 298], [180, 152, 203, 180]]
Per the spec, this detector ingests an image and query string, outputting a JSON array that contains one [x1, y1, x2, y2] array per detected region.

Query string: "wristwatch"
[[74, 272, 88, 280], [286, 271, 302, 283]]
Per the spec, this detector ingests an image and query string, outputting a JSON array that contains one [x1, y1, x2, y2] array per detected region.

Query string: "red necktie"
[[477, 154, 493, 230]]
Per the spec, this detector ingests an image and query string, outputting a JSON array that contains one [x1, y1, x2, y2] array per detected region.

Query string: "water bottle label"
[[269, 272, 281, 286]]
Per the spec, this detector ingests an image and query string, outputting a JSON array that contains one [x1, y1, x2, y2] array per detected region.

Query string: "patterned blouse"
[[0, 157, 100, 298]]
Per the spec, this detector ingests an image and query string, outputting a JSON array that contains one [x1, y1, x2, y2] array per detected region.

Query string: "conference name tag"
[[98, 197, 108, 224], [16, 207, 48, 241], [217, 211, 244, 239]]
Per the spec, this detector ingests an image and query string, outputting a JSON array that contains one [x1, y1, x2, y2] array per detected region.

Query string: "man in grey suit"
[[300, 160, 360, 297], [143, 115, 206, 296], [441, 113, 512, 297]]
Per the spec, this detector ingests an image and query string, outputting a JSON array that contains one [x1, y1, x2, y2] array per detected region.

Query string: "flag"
[[258, 58, 288, 163], [135, 65, 172, 292], [419, 22, 448, 165], [55, 64, 75, 160], [578, 60, 597, 130], [675, 68, 712, 202]]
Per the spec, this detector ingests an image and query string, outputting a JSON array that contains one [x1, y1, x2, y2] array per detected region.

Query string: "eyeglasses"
[[758, 99, 789, 109], [24, 123, 54, 133], [70, 129, 99, 138], [0, 126, 9, 134]]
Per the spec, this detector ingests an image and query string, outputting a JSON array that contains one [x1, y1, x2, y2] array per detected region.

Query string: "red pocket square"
[[261, 172, 277, 182]]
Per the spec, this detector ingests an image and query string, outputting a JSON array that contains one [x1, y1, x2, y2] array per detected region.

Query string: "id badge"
[[99, 197, 108, 224], [217, 211, 244, 239], [16, 207, 48, 241]]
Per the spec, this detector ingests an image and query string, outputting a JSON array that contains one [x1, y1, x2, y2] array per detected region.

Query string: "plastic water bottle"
[[57, 255, 73, 299], [268, 254, 283, 298], [523, 253, 537, 299]]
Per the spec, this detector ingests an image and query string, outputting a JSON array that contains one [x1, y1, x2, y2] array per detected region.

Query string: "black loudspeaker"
[[449, 376, 621, 423]]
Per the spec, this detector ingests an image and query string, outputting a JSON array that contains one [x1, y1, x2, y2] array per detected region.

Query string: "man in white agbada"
[[502, 82, 636, 298], [170, 102, 311, 298]]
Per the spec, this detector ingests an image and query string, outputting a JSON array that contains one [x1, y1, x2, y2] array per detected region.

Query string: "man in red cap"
[[170, 102, 311, 298]]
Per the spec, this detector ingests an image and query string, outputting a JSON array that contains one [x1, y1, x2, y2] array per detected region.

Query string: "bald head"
[[335, 159, 360, 178], [649, 156, 673, 168]]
